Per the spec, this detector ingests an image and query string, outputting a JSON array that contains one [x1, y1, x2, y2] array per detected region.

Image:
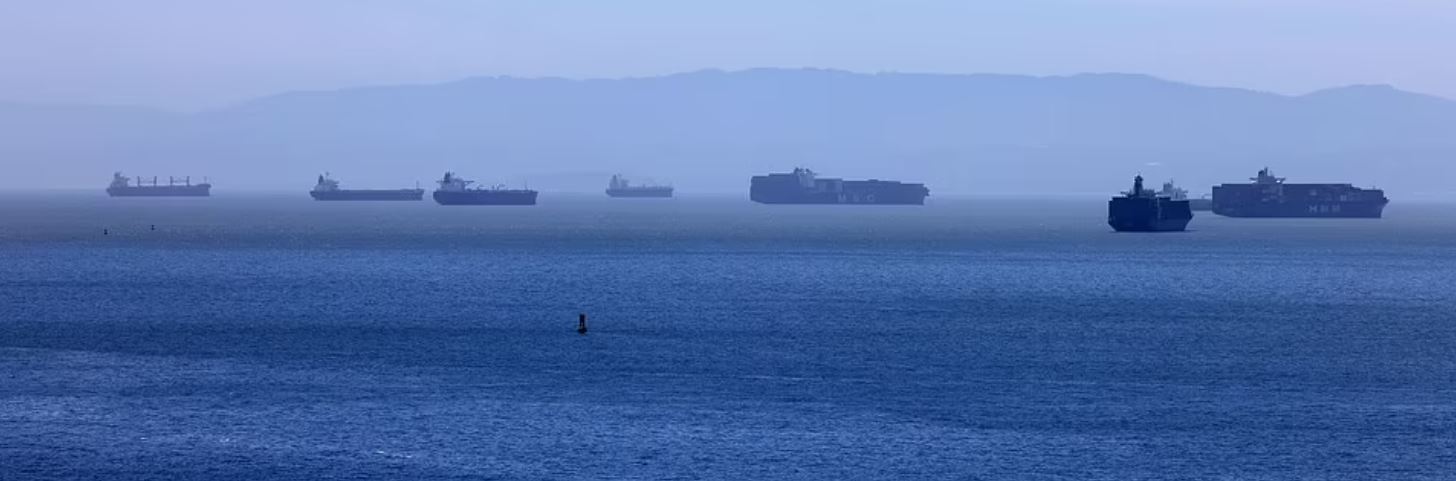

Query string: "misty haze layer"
[[3, 69, 1453, 196]]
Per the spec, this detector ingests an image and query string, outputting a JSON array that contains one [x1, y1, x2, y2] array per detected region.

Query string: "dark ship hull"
[[107, 185, 211, 197], [433, 190, 537, 205], [311, 189, 423, 201], [1108, 175, 1192, 232], [749, 187, 927, 204], [750, 170, 928, 205], [1108, 197, 1193, 232], [1211, 199, 1386, 218], [606, 187, 674, 198]]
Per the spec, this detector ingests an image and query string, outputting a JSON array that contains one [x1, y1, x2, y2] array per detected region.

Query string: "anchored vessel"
[[432, 172, 537, 206], [1108, 175, 1193, 232], [310, 174, 423, 201], [750, 168, 929, 205], [1212, 168, 1387, 218], [606, 175, 673, 198], [1158, 180, 1212, 211], [106, 172, 211, 197]]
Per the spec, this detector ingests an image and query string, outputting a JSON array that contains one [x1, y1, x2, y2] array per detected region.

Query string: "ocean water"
[[2, 192, 1454, 480]]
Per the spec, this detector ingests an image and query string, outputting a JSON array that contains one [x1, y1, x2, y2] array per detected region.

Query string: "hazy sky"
[[2, 0, 1453, 110]]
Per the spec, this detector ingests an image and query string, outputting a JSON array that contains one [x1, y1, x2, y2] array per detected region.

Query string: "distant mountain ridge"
[[4, 69, 1454, 195]]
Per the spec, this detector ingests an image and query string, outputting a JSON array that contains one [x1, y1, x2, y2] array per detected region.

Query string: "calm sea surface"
[[2, 192, 1454, 480]]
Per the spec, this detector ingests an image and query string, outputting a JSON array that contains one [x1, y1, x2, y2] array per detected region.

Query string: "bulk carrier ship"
[[749, 168, 929, 205], [310, 174, 423, 201], [106, 172, 211, 197], [1212, 168, 1388, 218]]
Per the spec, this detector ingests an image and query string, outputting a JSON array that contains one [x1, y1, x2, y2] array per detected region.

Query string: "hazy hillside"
[[5, 69, 1455, 196]]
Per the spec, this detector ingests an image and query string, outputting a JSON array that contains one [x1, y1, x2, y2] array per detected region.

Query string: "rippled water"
[[2, 192, 1454, 480]]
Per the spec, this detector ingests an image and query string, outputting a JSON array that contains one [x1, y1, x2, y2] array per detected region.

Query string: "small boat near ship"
[[310, 174, 423, 201], [107, 172, 211, 197], [432, 172, 538, 206]]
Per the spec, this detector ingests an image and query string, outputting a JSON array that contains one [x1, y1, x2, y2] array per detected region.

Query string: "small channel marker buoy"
[[103, 228, 109, 236], [150, 224, 155, 231], [577, 313, 588, 335]]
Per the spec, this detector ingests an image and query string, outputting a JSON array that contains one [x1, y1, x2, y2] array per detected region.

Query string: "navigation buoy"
[[577, 313, 588, 335], [150, 224, 156, 231], [103, 229, 109, 236]]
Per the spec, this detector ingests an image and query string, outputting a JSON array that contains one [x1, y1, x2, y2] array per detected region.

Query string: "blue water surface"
[[2, 192, 1454, 480]]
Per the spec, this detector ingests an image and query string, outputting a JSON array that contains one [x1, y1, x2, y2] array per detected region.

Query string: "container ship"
[[1108, 174, 1193, 232], [310, 174, 423, 201], [106, 172, 210, 197], [606, 175, 673, 198], [1157, 180, 1212, 211], [749, 168, 929, 205], [1212, 168, 1388, 218], [432, 172, 537, 206]]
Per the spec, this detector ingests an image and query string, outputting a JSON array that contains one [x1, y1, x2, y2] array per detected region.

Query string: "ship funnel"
[[1133, 175, 1144, 196]]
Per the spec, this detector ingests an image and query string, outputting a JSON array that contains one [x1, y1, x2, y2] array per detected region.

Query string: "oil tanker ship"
[[1212, 168, 1387, 218], [106, 172, 210, 197], [310, 174, 423, 201], [606, 175, 673, 198], [750, 168, 929, 205], [1108, 174, 1192, 232], [432, 172, 537, 206]]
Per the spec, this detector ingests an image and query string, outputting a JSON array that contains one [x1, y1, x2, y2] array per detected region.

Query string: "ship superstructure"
[[1158, 180, 1212, 211], [749, 168, 929, 205], [106, 172, 211, 197], [606, 175, 673, 198], [1211, 168, 1387, 218], [1108, 174, 1193, 232], [432, 172, 538, 206], [310, 174, 423, 201]]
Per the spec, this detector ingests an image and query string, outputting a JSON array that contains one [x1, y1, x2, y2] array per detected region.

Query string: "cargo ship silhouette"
[[107, 172, 210, 197], [606, 174, 673, 198], [1108, 174, 1192, 232], [749, 168, 928, 205], [1212, 168, 1387, 218], [432, 172, 537, 205], [310, 174, 423, 201]]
